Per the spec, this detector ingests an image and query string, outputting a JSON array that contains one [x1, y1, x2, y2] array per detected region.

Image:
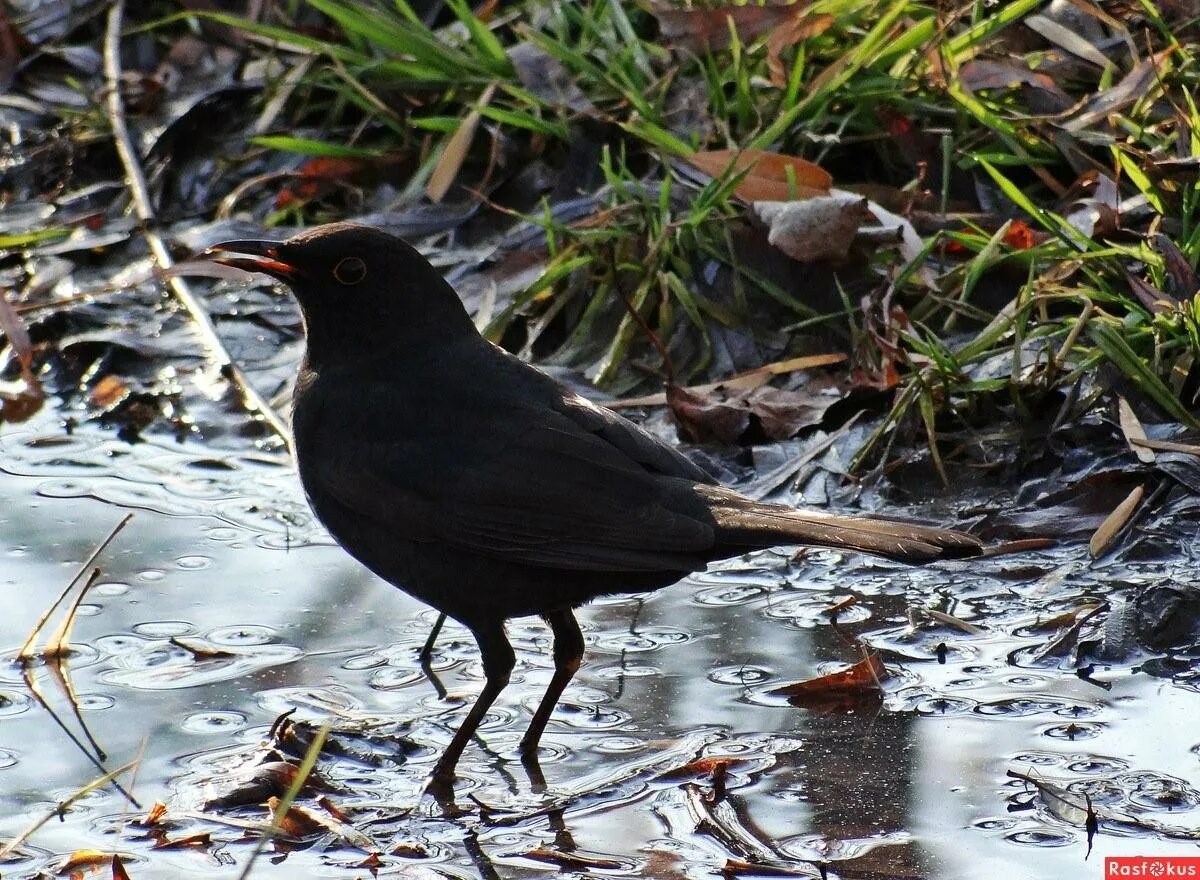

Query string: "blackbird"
[[205, 222, 982, 788]]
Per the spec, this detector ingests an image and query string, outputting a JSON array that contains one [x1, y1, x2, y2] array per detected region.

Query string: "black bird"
[[205, 222, 981, 788]]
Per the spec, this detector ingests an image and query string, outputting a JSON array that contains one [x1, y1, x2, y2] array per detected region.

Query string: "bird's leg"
[[418, 612, 446, 664], [419, 612, 448, 700], [519, 609, 584, 759], [430, 621, 514, 788]]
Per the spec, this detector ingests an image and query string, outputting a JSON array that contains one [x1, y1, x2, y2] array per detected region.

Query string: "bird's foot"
[[423, 766, 459, 809]]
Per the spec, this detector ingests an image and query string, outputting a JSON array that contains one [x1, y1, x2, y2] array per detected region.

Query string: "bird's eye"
[[333, 256, 367, 286]]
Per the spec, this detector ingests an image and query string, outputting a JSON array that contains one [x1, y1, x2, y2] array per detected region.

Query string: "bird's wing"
[[297, 373, 718, 573], [554, 391, 716, 483]]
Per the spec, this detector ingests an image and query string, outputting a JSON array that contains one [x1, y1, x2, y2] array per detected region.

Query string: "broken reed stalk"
[[102, 0, 291, 447], [0, 758, 140, 858], [18, 513, 132, 660]]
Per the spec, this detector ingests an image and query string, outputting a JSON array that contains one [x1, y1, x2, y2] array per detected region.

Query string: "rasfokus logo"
[[1106, 857, 1200, 877]]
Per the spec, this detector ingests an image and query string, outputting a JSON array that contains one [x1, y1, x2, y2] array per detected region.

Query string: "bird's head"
[[203, 222, 475, 366]]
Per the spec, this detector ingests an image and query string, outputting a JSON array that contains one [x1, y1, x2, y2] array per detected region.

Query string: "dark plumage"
[[205, 222, 982, 789]]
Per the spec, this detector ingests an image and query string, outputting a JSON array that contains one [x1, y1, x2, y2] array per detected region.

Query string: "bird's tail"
[[698, 485, 982, 562]]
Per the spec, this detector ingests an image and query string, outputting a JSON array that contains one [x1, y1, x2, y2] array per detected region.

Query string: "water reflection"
[[1, 411, 1198, 877]]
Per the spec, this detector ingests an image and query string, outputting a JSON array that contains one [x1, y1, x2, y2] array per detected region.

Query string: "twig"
[[102, 0, 290, 446], [19, 514, 132, 660], [0, 758, 140, 858]]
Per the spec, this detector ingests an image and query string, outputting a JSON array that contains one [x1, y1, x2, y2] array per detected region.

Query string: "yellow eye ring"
[[333, 256, 367, 285]]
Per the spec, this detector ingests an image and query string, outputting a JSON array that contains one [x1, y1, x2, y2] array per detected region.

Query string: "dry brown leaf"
[[754, 194, 869, 262], [958, 58, 1069, 97], [150, 832, 211, 850], [1117, 397, 1155, 464], [610, 353, 845, 408], [111, 853, 133, 880], [766, 13, 834, 86], [426, 83, 496, 203], [139, 801, 168, 826], [57, 849, 113, 873], [652, 2, 811, 54], [667, 378, 843, 446], [1088, 483, 1144, 558], [89, 374, 130, 410], [0, 374, 45, 425], [723, 859, 816, 878], [769, 651, 888, 706], [659, 756, 748, 779], [667, 383, 749, 445], [687, 149, 831, 202], [266, 797, 327, 838]]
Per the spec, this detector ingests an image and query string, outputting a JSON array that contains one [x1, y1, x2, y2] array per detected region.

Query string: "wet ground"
[[2, 401, 1199, 879]]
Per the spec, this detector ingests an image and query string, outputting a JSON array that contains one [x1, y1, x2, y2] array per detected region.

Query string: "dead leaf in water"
[[769, 651, 888, 707]]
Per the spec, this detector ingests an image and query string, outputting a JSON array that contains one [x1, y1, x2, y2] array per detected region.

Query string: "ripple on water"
[[1005, 828, 1076, 847], [592, 627, 691, 653], [707, 665, 772, 686], [180, 710, 248, 734], [100, 639, 301, 690], [207, 624, 276, 646]]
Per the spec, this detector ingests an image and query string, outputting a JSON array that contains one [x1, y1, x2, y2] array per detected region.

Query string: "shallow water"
[[1, 409, 1198, 879]]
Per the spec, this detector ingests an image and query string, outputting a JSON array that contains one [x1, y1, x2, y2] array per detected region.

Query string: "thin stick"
[[18, 514, 132, 660], [0, 758, 139, 858], [103, 0, 290, 446], [21, 665, 141, 807], [43, 568, 100, 658]]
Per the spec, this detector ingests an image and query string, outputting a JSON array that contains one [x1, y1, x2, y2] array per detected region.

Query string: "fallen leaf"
[[57, 849, 113, 873], [667, 378, 844, 446], [659, 756, 749, 779], [89, 374, 130, 410], [667, 383, 749, 445], [1088, 483, 1144, 558], [427, 83, 497, 203], [111, 853, 132, 880], [652, 2, 810, 54], [769, 651, 888, 706], [1156, 233, 1198, 300], [0, 373, 45, 424], [139, 801, 168, 826], [766, 13, 834, 86], [610, 353, 845, 408], [150, 832, 211, 850], [687, 149, 831, 202], [266, 797, 327, 838], [958, 58, 1071, 100], [1117, 397, 1155, 464], [754, 193, 870, 262]]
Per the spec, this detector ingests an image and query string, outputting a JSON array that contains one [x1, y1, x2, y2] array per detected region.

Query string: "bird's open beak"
[[202, 239, 298, 280]]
